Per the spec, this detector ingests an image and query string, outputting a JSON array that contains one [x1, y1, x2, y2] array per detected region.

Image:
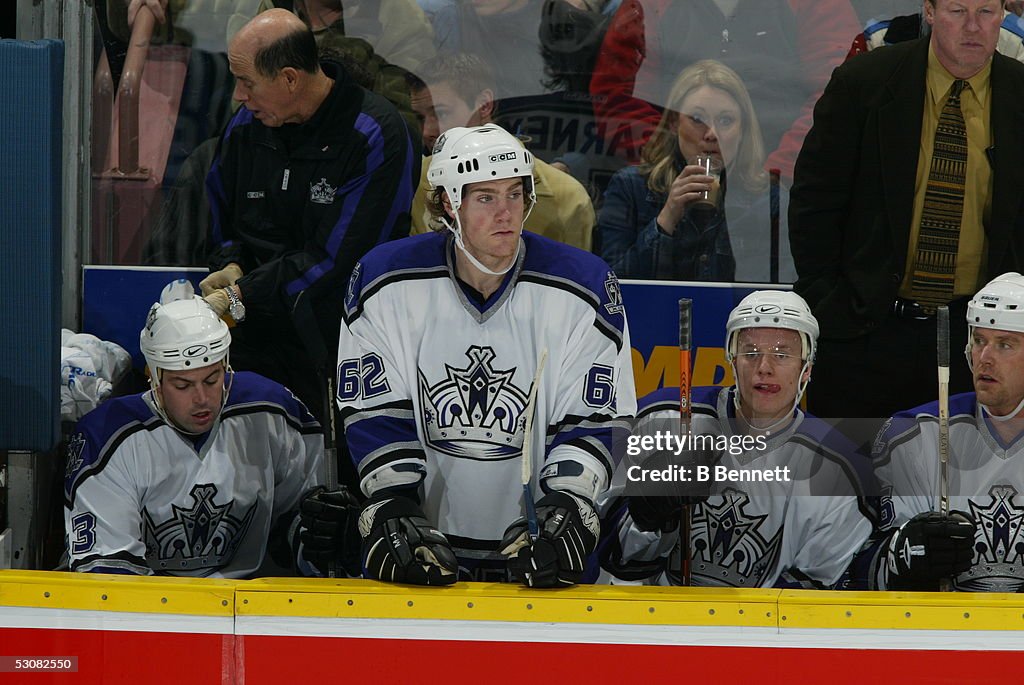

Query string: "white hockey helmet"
[[966, 272, 1024, 334], [140, 296, 231, 379], [725, 290, 819, 363], [427, 124, 536, 216]]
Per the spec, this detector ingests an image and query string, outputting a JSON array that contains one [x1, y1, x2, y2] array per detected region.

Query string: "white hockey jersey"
[[875, 393, 1024, 592], [604, 386, 876, 588], [64, 372, 323, 578], [337, 231, 636, 568]]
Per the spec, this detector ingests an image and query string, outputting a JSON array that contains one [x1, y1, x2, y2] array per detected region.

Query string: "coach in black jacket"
[[202, 9, 417, 424], [789, 0, 1024, 419]]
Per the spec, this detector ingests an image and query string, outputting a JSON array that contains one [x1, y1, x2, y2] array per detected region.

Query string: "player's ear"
[[442, 191, 455, 219], [801, 363, 812, 386]]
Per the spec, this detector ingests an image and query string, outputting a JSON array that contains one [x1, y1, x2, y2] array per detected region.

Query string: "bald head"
[[232, 9, 319, 78], [228, 9, 331, 126]]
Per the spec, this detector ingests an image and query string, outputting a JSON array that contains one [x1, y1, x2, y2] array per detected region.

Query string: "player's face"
[[675, 85, 742, 169], [970, 327, 1024, 416], [411, 86, 440, 154], [229, 35, 298, 127], [425, 80, 482, 135], [924, 0, 1002, 79], [157, 363, 226, 434], [733, 328, 809, 426], [450, 177, 526, 270]]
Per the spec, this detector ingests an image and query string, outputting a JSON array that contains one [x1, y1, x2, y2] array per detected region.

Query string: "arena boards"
[[0, 570, 1021, 684]]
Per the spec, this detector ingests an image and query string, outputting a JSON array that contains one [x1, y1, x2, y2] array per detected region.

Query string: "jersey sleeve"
[[337, 266, 428, 497], [64, 427, 151, 575], [873, 415, 935, 532], [541, 271, 637, 502], [785, 492, 875, 588]]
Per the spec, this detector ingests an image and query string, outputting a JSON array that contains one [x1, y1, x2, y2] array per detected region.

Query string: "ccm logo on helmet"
[[183, 344, 209, 358], [754, 304, 782, 314], [489, 152, 517, 162]]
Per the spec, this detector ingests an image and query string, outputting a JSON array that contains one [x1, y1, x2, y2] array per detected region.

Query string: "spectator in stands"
[[105, 0, 259, 51], [201, 10, 416, 439], [257, 0, 437, 75], [588, 0, 861, 182], [492, 0, 628, 203], [458, 0, 548, 99], [846, 3, 1024, 63], [598, 59, 794, 282], [789, 0, 1024, 419], [409, 52, 596, 251]]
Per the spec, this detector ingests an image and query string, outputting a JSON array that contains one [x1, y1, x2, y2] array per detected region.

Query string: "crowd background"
[[87, 0, 980, 285]]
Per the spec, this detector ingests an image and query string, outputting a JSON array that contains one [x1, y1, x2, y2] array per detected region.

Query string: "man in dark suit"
[[789, 0, 1024, 419]]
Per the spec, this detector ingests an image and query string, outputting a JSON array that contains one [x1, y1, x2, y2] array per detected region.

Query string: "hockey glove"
[[299, 486, 363, 577], [358, 495, 458, 586], [500, 490, 600, 588], [886, 511, 976, 590]]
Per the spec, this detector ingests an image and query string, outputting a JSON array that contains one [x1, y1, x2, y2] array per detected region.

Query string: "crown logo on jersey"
[[418, 346, 529, 459], [309, 177, 336, 205], [143, 483, 256, 573], [669, 490, 783, 588], [960, 484, 1024, 592]]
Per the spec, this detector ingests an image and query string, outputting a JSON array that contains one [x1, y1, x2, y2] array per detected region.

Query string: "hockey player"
[[64, 295, 333, 578], [871, 273, 1024, 592], [601, 290, 877, 588], [332, 124, 636, 587]]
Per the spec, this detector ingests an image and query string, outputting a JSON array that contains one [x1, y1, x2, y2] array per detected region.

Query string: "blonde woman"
[[598, 59, 794, 282]]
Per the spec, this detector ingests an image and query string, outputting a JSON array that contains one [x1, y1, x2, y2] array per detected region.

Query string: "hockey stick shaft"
[[769, 168, 781, 284], [678, 299, 693, 586], [293, 293, 338, 576], [937, 305, 951, 592], [522, 348, 549, 541]]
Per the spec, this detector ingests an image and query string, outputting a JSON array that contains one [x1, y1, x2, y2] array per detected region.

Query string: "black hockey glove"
[[358, 495, 458, 586], [886, 511, 976, 591], [626, 447, 712, 533], [299, 486, 363, 577], [500, 490, 600, 588]]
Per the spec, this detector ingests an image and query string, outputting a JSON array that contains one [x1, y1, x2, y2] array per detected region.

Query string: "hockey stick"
[[936, 305, 952, 592], [678, 299, 693, 586], [769, 168, 781, 284], [522, 348, 549, 542], [292, 293, 339, 577]]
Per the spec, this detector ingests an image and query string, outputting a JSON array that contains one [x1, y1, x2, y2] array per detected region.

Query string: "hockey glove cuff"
[[500, 490, 600, 588], [358, 495, 458, 586]]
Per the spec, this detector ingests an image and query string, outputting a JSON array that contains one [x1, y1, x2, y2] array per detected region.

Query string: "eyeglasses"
[[735, 350, 802, 365]]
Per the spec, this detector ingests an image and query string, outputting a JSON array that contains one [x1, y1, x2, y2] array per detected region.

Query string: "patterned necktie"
[[910, 79, 969, 312]]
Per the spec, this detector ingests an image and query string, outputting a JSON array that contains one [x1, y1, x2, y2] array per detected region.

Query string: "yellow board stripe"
[[0, 570, 235, 616], [2, 571, 1023, 632], [778, 589, 1024, 631], [237, 579, 778, 627]]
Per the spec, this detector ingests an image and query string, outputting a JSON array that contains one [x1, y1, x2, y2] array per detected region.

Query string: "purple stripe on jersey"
[[286, 112, 405, 296], [208, 107, 254, 245], [377, 126, 415, 245], [347, 413, 419, 464]]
